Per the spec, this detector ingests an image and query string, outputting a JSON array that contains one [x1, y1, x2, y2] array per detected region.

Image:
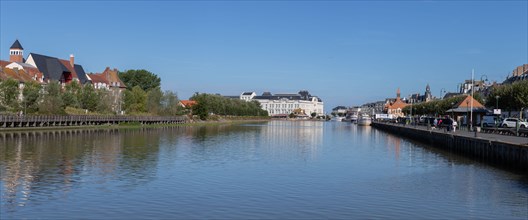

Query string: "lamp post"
[[470, 69, 474, 131], [451, 102, 454, 119], [466, 100, 469, 130], [410, 98, 413, 125], [495, 95, 499, 110], [480, 74, 488, 85], [495, 95, 500, 128]]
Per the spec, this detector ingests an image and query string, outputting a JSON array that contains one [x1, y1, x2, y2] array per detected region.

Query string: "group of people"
[[433, 116, 457, 132]]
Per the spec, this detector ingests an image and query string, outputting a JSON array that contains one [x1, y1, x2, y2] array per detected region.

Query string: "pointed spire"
[[396, 88, 401, 99], [10, 39, 23, 50]]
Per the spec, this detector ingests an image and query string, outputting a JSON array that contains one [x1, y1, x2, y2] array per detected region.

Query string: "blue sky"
[[1, 1, 527, 112]]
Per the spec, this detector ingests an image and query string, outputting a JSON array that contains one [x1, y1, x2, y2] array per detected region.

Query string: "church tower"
[[9, 40, 24, 63], [425, 84, 432, 102]]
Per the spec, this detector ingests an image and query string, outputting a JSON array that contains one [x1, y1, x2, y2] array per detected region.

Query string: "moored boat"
[[333, 116, 345, 122], [357, 114, 372, 126]]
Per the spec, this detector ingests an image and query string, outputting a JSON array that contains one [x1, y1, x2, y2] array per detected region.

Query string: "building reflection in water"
[[1, 123, 526, 218], [258, 120, 324, 161], [0, 128, 167, 211]]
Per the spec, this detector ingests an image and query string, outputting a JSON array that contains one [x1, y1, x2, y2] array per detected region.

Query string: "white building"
[[245, 90, 324, 117], [240, 92, 256, 101]]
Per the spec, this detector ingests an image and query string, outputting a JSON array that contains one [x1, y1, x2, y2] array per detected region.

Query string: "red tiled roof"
[[456, 95, 484, 108], [101, 67, 126, 88], [388, 98, 409, 110], [88, 73, 109, 84], [0, 60, 10, 68], [59, 59, 79, 79], [0, 67, 36, 83], [89, 67, 126, 88], [180, 100, 197, 108]]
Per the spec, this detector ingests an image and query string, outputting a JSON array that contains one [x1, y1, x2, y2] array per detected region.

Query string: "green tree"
[[512, 81, 528, 110], [147, 87, 162, 115], [22, 81, 41, 114], [486, 80, 528, 113], [39, 81, 65, 115], [403, 95, 466, 116], [160, 90, 181, 116], [0, 78, 20, 112], [80, 84, 98, 112], [118, 69, 161, 92], [123, 86, 147, 113], [189, 92, 268, 119], [62, 82, 82, 108], [96, 89, 114, 114]]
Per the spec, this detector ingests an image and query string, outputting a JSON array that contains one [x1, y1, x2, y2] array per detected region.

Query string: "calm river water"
[[1, 121, 527, 219]]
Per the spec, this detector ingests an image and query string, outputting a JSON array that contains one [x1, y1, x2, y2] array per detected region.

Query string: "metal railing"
[[0, 115, 188, 128]]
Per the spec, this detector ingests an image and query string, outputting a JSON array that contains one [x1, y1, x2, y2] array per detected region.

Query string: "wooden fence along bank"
[[371, 122, 528, 172], [0, 115, 188, 128]]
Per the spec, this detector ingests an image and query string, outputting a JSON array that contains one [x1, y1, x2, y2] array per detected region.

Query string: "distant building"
[[443, 92, 463, 99], [458, 79, 487, 94], [240, 92, 256, 101], [8, 39, 24, 63], [1, 39, 127, 112], [446, 95, 489, 125], [179, 100, 197, 109], [87, 67, 127, 113], [332, 106, 348, 116], [408, 84, 433, 103], [385, 88, 409, 117], [88, 67, 126, 90], [1, 40, 44, 83], [361, 101, 386, 115], [26, 53, 90, 84], [503, 64, 528, 84], [251, 90, 324, 117]]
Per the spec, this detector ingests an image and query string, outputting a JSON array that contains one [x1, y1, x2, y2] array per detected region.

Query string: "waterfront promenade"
[[372, 121, 528, 172], [379, 122, 528, 145]]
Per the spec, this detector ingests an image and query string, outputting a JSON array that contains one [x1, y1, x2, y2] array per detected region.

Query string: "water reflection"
[[0, 123, 527, 219], [258, 121, 323, 161], [0, 128, 168, 211]]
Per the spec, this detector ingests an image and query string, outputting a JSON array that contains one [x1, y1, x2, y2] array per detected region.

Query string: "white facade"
[[6, 62, 35, 70], [9, 49, 23, 56], [256, 96, 324, 117], [240, 92, 256, 101], [25, 54, 36, 67]]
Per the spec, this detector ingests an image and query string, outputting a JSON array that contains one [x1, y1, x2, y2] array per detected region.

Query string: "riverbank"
[[371, 121, 528, 173]]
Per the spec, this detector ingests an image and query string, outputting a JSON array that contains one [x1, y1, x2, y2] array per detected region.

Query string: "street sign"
[[493, 109, 501, 115]]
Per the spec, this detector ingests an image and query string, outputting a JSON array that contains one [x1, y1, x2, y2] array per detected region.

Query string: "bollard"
[[516, 121, 519, 136]]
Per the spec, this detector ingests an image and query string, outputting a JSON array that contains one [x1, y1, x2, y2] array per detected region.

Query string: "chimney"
[[70, 54, 74, 67]]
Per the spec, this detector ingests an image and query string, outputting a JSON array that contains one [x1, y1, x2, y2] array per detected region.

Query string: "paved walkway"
[[377, 122, 528, 145]]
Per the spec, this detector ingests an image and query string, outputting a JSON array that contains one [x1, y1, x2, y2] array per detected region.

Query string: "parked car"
[[500, 118, 528, 128], [482, 115, 502, 127]]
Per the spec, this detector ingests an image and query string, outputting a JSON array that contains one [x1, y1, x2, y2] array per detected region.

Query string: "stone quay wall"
[[372, 122, 528, 172]]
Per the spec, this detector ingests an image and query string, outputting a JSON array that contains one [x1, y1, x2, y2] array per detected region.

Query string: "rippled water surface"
[[1, 121, 527, 219]]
